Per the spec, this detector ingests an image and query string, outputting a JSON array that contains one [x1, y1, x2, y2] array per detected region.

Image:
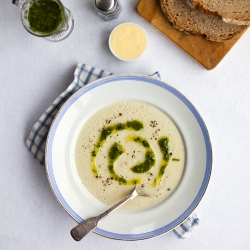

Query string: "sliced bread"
[[159, 0, 247, 42], [185, 0, 250, 25]]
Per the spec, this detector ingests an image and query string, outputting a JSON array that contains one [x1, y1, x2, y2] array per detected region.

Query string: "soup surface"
[[75, 102, 185, 210]]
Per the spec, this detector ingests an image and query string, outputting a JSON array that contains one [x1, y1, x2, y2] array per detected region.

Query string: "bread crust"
[[159, 0, 247, 42], [186, 0, 250, 25]]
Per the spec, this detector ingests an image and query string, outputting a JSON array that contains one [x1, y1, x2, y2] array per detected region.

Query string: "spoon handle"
[[70, 187, 138, 241], [32, 0, 40, 7], [70, 216, 100, 241]]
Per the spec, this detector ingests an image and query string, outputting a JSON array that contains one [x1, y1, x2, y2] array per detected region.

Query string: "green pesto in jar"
[[91, 120, 144, 178], [152, 136, 171, 187], [28, 0, 63, 34], [126, 134, 155, 174], [107, 142, 141, 185]]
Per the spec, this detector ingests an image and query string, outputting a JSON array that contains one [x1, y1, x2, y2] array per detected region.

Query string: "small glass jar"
[[95, 0, 122, 21], [13, 0, 74, 41]]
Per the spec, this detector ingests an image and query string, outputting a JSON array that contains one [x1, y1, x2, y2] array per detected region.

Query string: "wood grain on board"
[[136, 0, 247, 69]]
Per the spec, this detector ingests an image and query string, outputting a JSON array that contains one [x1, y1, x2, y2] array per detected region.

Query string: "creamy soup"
[[75, 101, 185, 210]]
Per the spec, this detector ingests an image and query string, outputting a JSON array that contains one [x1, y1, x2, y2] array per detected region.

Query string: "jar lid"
[[95, 0, 116, 12]]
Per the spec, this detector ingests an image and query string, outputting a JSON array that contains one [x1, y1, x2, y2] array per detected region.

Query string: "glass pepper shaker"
[[95, 0, 122, 21]]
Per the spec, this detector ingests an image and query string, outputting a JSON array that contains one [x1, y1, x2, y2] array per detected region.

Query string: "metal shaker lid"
[[95, 0, 117, 12]]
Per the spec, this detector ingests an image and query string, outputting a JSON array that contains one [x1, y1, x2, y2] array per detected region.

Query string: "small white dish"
[[45, 75, 212, 240], [109, 23, 148, 61]]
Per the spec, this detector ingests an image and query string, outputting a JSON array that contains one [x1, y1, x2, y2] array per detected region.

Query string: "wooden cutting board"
[[136, 0, 247, 70]]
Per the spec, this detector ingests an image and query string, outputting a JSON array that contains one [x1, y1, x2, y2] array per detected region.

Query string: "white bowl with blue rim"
[[45, 75, 212, 240]]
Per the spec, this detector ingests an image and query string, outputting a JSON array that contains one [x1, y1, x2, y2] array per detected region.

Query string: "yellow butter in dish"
[[109, 23, 148, 61]]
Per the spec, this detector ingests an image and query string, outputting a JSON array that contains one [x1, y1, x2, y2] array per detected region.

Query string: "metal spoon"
[[70, 186, 147, 241], [32, 0, 40, 7]]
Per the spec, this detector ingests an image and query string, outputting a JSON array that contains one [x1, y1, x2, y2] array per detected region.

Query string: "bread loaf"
[[185, 0, 250, 25], [159, 0, 247, 42]]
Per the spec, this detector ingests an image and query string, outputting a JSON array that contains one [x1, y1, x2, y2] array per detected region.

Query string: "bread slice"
[[186, 0, 250, 25], [159, 0, 247, 42]]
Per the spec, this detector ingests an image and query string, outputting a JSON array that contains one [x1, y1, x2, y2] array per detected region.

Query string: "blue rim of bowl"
[[45, 75, 212, 241]]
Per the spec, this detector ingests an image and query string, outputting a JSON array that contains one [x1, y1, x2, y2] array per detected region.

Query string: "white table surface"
[[1, 0, 250, 249]]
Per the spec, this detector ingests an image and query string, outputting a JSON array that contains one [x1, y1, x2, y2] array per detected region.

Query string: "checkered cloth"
[[26, 63, 199, 239]]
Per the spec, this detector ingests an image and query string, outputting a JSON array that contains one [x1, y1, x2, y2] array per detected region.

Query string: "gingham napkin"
[[26, 63, 199, 239]]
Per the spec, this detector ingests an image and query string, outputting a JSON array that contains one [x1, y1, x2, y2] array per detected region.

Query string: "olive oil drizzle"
[[126, 134, 156, 173], [90, 121, 175, 187], [91, 120, 144, 178], [152, 136, 171, 187], [107, 142, 141, 185]]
